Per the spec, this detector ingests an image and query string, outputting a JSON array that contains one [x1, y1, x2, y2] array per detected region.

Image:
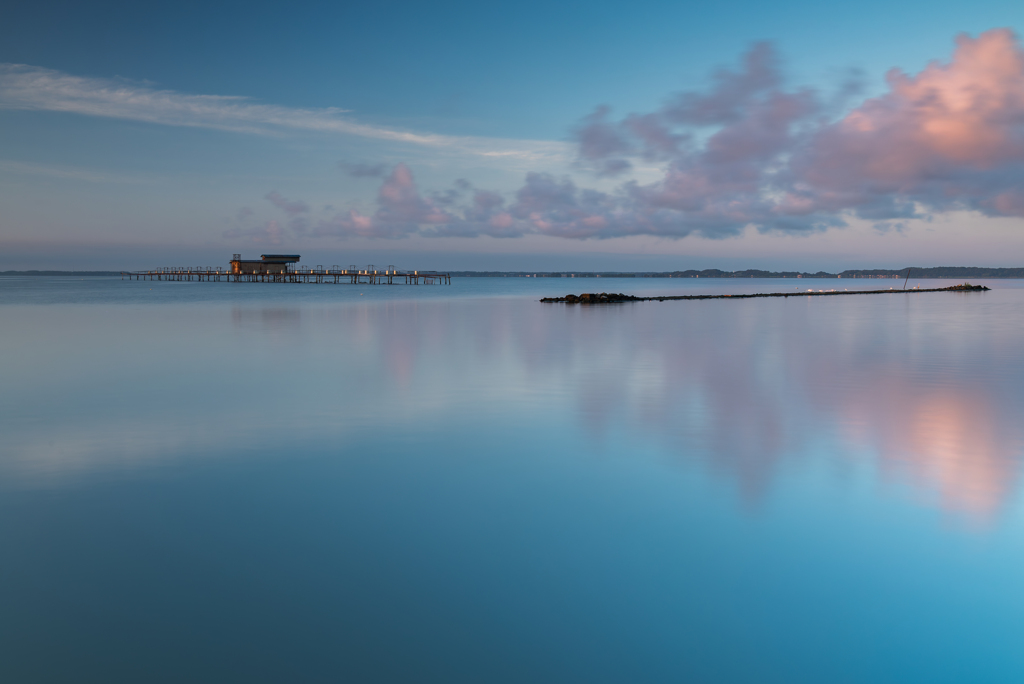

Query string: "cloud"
[[243, 29, 1024, 242], [310, 38, 834, 241], [315, 164, 533, 239], [316, 164, 458, 239], [789, 28, 1024, 219], [0, 159, 157, 185], [263, 190, 311, 236], [560, 40, 835, 237], [573, 105, 633, 176], [0, 63, 568, 162], [224, 194, 309, 244], [264, 190, 309, 217], [550, 29, 1024, 239], [665, 41, 782, 126]]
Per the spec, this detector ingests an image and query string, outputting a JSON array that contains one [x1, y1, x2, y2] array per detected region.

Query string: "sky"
[[2, 0, 1024, 271]]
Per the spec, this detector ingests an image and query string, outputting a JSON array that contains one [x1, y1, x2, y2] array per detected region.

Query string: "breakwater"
[[541, 283, 990, 304]]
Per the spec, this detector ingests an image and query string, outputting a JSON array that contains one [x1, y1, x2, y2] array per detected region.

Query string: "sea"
[[2, 275, 1023, 683]]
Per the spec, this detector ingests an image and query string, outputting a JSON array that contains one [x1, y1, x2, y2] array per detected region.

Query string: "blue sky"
[[2, 0, 1024, 270]]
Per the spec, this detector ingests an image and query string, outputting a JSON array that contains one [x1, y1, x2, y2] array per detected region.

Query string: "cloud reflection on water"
[[838, 381, 1019, 521], [3, 289, 1022, 524], [454, 296, 1024, 522]]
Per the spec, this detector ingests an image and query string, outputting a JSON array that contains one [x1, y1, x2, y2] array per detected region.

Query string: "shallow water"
[[2, 276, 1024, 682]]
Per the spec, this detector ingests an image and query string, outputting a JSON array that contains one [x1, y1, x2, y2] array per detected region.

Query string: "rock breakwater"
[[541, 283, 990, 304]]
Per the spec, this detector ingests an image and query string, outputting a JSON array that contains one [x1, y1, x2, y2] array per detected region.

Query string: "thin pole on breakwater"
[[903, 267, 912, 290]]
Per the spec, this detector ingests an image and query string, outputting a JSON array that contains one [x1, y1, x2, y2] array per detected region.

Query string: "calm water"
[[2, 276, 1024, 683]]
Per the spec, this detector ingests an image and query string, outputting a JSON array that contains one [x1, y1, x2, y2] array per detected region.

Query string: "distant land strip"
[[541, 283, 991, 304], [453, 267, 1024, 279], [4, 267, 1024, 278]]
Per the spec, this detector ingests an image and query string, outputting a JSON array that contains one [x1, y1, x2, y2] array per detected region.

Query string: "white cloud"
[[0, 63, 568, 163]]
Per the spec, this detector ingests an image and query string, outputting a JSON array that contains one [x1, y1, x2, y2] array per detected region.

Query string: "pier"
[[122, 267, 451, 284], [122, 254, 451, 285]]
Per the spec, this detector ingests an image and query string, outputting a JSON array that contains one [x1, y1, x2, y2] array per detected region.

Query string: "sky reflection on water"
[[2, 278, 1024, 681], [4, 280, 1023, 518]]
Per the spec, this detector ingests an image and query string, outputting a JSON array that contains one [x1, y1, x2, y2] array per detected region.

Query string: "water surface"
[[2, 276, 1023, 682]]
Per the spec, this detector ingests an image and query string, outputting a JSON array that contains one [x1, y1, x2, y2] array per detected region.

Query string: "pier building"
[[230, 254, 301, 275]]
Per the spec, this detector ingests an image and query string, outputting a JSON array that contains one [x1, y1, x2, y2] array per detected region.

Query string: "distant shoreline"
[[5, 267, 1024, 279], [449, 267, 1024, 279]]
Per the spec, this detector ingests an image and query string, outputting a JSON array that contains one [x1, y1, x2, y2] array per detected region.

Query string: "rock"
[[540, 292, 645, 303]]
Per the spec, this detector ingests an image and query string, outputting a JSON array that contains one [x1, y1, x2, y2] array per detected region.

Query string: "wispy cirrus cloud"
[[0, 159, 157, 185], [0, 63, 568, 162]]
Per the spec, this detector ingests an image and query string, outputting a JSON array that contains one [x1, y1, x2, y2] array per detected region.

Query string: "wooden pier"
[[121, 266, 451, 285]]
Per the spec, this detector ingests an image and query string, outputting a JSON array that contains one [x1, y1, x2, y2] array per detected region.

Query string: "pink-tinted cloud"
[[315, 164, 465, 239], [560, 29, 1024, 237], [789, 28, 1024, 218], [305, 30, 1024, 241]]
